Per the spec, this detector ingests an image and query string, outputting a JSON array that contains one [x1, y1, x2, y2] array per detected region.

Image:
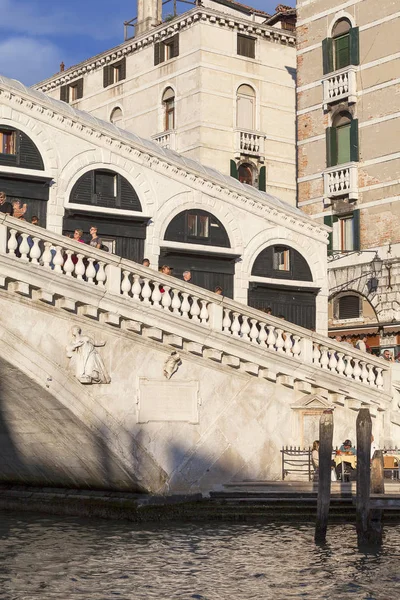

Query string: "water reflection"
[[0, 511, 399, 599]]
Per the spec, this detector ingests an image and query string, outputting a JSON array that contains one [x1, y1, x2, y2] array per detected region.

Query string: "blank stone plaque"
[[137, 379, 200, 423]]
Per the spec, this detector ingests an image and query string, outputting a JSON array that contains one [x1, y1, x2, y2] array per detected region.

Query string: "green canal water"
[[0, 511, 399, 599]]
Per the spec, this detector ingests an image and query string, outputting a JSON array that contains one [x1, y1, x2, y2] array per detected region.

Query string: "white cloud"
[[0, 37, 64, 86]]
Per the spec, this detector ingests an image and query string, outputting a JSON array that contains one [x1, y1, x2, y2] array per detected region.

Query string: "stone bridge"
[[0, 215, 397, 493]]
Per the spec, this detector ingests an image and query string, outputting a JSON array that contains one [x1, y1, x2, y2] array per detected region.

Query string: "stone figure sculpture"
[[163, 351, 181, 379], [66, 326, 110, 384]]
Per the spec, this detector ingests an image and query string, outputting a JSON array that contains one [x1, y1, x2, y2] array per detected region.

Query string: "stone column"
[[136, 0, 162, 35]]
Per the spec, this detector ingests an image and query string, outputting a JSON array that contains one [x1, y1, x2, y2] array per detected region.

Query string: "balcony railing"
[[152, 130, 176, 150], [235, 129, 265, 158], [322, 66, 357, 110], [324, 163, 358, 201]]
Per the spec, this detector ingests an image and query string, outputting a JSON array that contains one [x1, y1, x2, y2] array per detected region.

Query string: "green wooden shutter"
[[77, 78, 84, 99], [350, 119, 359, 162], [326, 127, 337, 167], [324, 215, 333, 253], [258, 166, 266, 191], [322, 38, 334, 74], [103, 66, 111, 88], [230, 160, 238, 179], [350, 27, 360, 66], [154, 42, 161, 66], [352, 209, 360, 250], [60, 85, 68, 102], [172, 34, 180, 58]]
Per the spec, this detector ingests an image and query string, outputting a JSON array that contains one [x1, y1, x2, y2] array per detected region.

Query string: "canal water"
[[0, 511, 399, 599]]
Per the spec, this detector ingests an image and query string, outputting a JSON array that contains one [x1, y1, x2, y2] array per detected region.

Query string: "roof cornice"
[[33, 6, 296, 93]]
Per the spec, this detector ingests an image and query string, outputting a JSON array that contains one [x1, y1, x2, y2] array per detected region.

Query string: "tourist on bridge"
[[0, 191, 13, 215]]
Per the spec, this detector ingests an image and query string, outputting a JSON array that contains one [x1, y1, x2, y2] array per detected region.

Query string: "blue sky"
[[0, 0, 295, 86]]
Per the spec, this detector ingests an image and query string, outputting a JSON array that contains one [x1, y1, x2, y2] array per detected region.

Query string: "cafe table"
[[334, 453, 357, 480]]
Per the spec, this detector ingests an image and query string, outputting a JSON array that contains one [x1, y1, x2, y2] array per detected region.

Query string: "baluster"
[[360, 361, 369, 384], [292, 335, 301, 358], [249, 319, 259, 344], [367, 364, 376, 387], [142, 278, 152, 305], [63, 251, 74, 276], [181, 293, 190, 318], [96, 262, 106, 287], [53, 246, 64, 274], [320, 346, 329, 369], [337, 352, 345, 376], [275, 329, 285, 353], [344, 355, 353, 378], [190, 297, 201, 322], [41, 242, 52, 268], [231, 313, 241, 337], [353, 359, 362, 382], [75, 254, 86, 280], [284, 333, 293, 355], [161, 286, 172, 311], [131, 275, 142, 300], [199, 300, 209, 324], [328, 349, 338, 372], [223, 309, 232, 333], [267, 325, 276, 350], [313, 342, 321, 365], [375, 367, 384, 390], [19, 233, 30, 261], [258, 322, 268, 346], [86, 258, 96, 284], [29, 237, 41, 264], [7, 229, 18, 256], [171, 289, 182, 315], [151, 281, 162, 308], [121, 271, 131, 296], [240, 317, 250, 341]]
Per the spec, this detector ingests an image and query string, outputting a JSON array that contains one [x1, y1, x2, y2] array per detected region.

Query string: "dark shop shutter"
[[103, 65, 111, 88], [18, 132, 44, 170], [119, 176, 142, 211], [76, 78, 84, 99], [230, 159, 238, 179], [322, 38, 334, 74], [338, 295, 360, 319], [352, 209, 360, 251], [172, 34, 180, 58], [350, 119, 359, 162], [70, 171, 93, 204], [60, 85, 68, 102], [350, 27, 360, 66], [258, 166, 266, 191]]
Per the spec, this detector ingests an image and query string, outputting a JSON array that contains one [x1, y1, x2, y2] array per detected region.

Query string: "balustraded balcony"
[[235, 129, 265, 159], [322, 66, 357, 110], [152, 130, 176, 150], [324, 163, 358, 201]]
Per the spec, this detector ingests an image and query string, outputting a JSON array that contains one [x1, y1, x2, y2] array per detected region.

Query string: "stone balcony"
[[322, 66, 358, 111], [151, 130, 176, 151], [235, 129, 265, 159], [324, 162, 358, 202]]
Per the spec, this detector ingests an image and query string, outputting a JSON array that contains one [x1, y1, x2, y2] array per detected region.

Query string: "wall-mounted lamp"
[[367, 254, 383, 293]]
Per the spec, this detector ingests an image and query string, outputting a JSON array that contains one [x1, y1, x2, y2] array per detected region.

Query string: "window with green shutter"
[[334, 34, 351, 70], [230, 160, 238, 180], [328, 111, 358, 166], [258, 166, 266, 191], [323, 19, 359, 75], [324, 215, 333, 253]]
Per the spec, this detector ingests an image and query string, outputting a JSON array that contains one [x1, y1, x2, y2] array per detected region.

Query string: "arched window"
[[162, 87, 175, 131], [110, 107, 123, 126], [164, 209, 230, 247], [236, 84, 256, 130], [70, 169, 142, 211], [332, 19, 352, 71], [0, 126, 44, 170], [251, 245, 313, 281], [327, 111, 358, 167], [238, 162, 255, 186]]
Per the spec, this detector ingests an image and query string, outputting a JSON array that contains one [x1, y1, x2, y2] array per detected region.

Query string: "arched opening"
[[64, 169, 148, 263], [332, 18, 352, 71], [161, 209, 237, 297], [162, 87, 175, 131], [248, 245, 317, 329], [236, 84, 256, 130], [110, 107, 123, 126], [238, 162, 256, 186]]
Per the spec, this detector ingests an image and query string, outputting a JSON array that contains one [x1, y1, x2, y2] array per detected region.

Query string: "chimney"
[[136, 0, 162, 35], [60, 62, 65, 72]]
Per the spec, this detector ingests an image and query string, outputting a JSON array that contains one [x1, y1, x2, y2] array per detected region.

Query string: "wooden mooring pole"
[[356, 408, 372, 546], [369, 449, 385, 545], [315, 410, 333, 543]]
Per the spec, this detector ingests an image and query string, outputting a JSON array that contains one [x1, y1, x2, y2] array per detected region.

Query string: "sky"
[[0, 0, 295, 86]]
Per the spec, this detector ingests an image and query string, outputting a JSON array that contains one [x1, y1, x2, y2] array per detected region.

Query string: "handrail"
[[0, 214, 391, 393]]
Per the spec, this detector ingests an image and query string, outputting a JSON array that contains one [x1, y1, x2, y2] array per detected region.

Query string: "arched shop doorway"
[[0, 125, 50, 225], [161, 209, 239, 298], [248, 244, 318, 329], [64, 169, 148, 262]]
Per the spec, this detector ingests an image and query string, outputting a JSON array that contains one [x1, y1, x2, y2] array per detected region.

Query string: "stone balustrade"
[[322, 66, 357, 110], [324, 163, 358, 201], [0, 215, 391, 395], [235, 129, 265, 158], [151, 130, 176, 150]]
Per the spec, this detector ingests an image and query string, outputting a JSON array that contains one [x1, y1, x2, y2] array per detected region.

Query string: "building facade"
[[34, 0, 297, 205], [296, 0, 400, 356]]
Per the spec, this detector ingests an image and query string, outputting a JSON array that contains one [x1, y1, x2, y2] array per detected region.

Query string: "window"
[[69, 84, 78, 102], [187, 213, 210, 239], [337, 295, 360, 320], [236, 84, 256, 130], [322, 20, 359, 75], [237, 34, 256, 59], [103, 58, 126, 88], [154, 35, 179, 65], [60, 79, 83, 103], [273, 247, 290, 271], [110, 107, 123, 126], [326, 111, 358, 167], [70, 169, 142, 211], [95, 171, 117, 198], [0, 130, 16, 155], [238, 163, 255, 186], [325, 210, 360, 253], [162, 88, 175, 131]]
